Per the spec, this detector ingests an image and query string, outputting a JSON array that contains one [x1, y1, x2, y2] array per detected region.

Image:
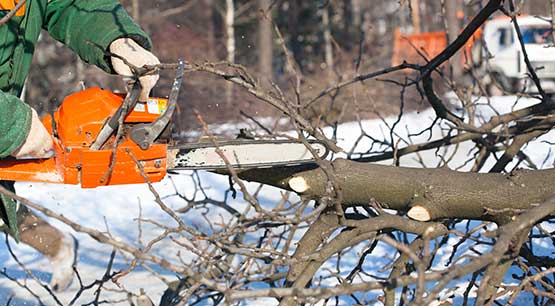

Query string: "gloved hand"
[[11, 108, 54, 159], [109, 38, 160, 101]]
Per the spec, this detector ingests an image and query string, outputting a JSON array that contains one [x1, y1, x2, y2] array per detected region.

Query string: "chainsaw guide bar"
[[167, 139, 329, 171]]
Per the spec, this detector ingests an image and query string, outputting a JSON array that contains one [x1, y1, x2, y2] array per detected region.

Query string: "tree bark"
[[225, 0, 235, 104], [238, 159, 555, 222], [351, 0, 361, 30], [410, 0, 421, 34], [444, 0, 463, 81], [131, 0, 140, 23], [225, 0, 235, 65], [202, 0, 217, 60], [287, 1, 303, 71], [322, 5, 335, 84], [258, 0, 273, 85]]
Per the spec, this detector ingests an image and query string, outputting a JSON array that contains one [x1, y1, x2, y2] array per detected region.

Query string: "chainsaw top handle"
[[130, 58, 185, 150], [90, 81, 142, 150]]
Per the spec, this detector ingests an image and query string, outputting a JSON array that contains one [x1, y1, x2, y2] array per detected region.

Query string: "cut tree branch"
[[238, 158, 555, 222]]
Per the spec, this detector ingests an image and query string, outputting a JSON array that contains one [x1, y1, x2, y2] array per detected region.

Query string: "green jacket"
[[0, 0, 151, 238], [0, 0, 152, 157]]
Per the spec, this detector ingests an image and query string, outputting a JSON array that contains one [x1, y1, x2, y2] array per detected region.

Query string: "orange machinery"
[[0, 59, 185, 188], [0, 88, 170, 188], [391, 28, 482, 68]]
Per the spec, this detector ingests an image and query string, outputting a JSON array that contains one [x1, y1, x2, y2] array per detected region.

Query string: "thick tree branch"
[[239, 159, 555, 222]]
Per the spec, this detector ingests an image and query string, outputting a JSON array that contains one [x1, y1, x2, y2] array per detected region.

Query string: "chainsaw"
[[0, 60, 329, 188]]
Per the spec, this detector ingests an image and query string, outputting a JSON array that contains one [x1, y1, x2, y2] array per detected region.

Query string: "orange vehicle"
[[391, 28, 481, 68]]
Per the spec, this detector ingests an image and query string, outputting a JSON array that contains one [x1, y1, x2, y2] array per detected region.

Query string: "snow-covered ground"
[[1, 95, 553, 305]]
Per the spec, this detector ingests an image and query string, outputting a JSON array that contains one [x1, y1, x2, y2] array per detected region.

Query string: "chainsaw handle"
[[130, 59, 185, 150], [90, 81, 142, 150]]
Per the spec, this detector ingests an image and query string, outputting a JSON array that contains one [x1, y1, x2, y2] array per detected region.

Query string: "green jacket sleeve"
[[0, 91, 31, 158], [44, 0, 152, 73]]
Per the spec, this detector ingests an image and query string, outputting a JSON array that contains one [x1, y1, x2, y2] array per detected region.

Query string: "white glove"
[[109, 38, 160, 101], [12, 108, 54, 159]]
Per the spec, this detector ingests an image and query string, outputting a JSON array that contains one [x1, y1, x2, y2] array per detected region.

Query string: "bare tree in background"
[[257, 0, 273, 86], [443, 0, 464, 82], [322, 4, 335, 84], [225, 0, 236, 105], [410, 0, 421, 33]]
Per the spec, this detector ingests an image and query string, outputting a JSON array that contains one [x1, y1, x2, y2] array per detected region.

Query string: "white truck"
[[392, 15, 555, 94], [483, 15, 555, 94]]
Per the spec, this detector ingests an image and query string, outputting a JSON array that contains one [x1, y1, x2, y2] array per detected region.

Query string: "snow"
[[0, 95, 553, 305]]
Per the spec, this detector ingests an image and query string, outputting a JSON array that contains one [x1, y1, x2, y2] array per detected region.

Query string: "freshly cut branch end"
[[407, 206, 431, 222], [289, 176, 309, 193]]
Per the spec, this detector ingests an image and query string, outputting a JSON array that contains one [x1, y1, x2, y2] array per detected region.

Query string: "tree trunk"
[[202, 0, 216, 60], [287, 1, 303, 71], [351, 0, 361, 30], [444, 0, 463, 81], [258, 0, 273, 85], [410, 0, 421, 34], [131, 0, 140, 23], [225, 0, 235, 65], [322, 6, 334, 84], [225, 0, 235, 104]]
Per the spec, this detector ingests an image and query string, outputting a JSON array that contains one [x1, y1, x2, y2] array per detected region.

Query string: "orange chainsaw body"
[[0, 88, 169, 188]]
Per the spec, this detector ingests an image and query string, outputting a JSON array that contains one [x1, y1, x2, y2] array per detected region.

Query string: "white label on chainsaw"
[[147, 99, 163, 114], [134, 102, 146, 112]]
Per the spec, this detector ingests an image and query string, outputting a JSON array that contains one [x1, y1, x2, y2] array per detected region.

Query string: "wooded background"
[[25, 0, 549, 135]]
